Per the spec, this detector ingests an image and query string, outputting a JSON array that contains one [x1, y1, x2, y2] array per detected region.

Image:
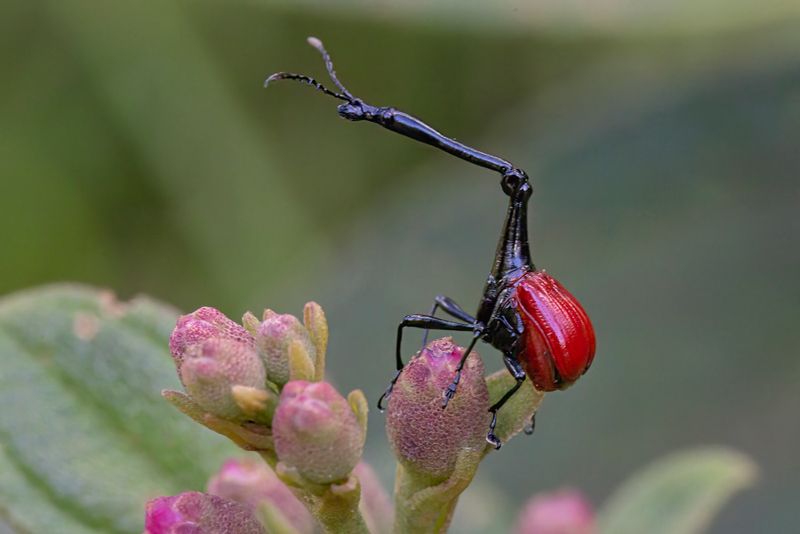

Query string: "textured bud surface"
[[256, 311, 316, 387], [386, 337, 489, 479], [514, 489, 596, 534], [145, 492, 265, 534], [180, 337, 267, 422], [208, 458, 314, 534], [170, 307, 254, 374], [273, 381, 365, 484]]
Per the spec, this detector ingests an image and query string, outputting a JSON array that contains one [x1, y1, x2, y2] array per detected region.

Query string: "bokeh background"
[[2, 1, 799, 532]]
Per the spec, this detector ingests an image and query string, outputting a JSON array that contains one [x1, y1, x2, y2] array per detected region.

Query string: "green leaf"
[[597, 447, 757, 534], [0, 284, 231, 533]]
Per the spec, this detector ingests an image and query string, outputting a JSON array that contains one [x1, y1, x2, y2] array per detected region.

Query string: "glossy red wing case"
[[515, 271, 596, 391]]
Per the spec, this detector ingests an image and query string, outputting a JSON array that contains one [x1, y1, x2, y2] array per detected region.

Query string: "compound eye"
[[337, 102, 365, 121]]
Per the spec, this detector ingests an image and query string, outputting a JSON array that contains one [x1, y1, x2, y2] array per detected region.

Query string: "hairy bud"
[[273, 381, 365, 484], [144, 492, 265, 534], [180, 337, 269, 423], [170, 307, 254, 378], [386, 337, 489, 480]]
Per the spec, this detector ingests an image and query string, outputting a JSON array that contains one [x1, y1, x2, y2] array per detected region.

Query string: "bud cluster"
[[160, 300, 541, 534], [162, 302, 370, 532], [165, 302, 360, 456]]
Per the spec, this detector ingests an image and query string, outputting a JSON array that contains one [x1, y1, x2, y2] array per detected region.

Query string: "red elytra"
[[515, 271, 596, 392]]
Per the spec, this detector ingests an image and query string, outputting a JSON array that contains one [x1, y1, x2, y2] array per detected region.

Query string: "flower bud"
[[144, 492, 265, 534], [180, 337, 268, 422], [514, 489, 596, 534], [255, 311, 317, 387], [207, 458, 314, 534], [273, 381, 365, 484], [386, 337, 489, 480], [170, 307, 254, 376]]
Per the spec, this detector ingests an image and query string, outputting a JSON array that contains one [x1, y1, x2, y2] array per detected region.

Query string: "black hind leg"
[[486, 355, 526, 449]]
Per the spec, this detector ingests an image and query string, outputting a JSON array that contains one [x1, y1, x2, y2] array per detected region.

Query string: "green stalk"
[[257, 451, 370, 534], [392, 449, 483, 534]]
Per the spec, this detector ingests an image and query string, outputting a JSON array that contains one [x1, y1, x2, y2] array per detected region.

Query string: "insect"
[[266, 37, 596, 448]]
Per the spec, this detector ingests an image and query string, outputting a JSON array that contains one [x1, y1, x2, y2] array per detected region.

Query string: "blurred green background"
[[2, 1, 799, 532]]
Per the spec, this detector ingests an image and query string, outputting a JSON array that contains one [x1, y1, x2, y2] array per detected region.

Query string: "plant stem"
[[392, 449, 483, 534], [257, 451, 370, 534]]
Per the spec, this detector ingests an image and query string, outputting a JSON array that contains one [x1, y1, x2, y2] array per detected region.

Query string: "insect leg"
[[377, 314, 474, 411], [486, 355, 527, 449], [524, 412, 537, 436], [442, 328, 483, 408], [422, 295, 477, 350]]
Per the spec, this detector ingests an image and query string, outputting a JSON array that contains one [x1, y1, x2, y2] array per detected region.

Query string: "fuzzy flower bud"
[[514, 489, 596, 534], [180, 337, 268, 422], [386, 337, 489, 480], [170, 307, 254, 376], [144, 492, 265, 534], [255, 311, 316, 387], [273, 381, 365, 484], [208, 458, 314, 534]]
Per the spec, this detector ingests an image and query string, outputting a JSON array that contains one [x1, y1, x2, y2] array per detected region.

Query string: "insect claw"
[[441, 382, 458, 408], [377, 389, 390, 412], [523, 412, 537, 435]]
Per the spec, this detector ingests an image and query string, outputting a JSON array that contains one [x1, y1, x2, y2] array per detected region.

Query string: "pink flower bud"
[[170, 307, 254, 376], [273, 381, 364, 484], [180, 337, 267, 422], [255, 311, 316, 387], [386, 337, 489, 479], [144, 492, 265, 534], [514, 489, 596, 534], [207, 458, 314, 534]]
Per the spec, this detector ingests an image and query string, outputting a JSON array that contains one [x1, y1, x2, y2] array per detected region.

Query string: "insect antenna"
[[264, 36, 356, 104], [264, 72, 351, 102], [305, 36, 355, 101]]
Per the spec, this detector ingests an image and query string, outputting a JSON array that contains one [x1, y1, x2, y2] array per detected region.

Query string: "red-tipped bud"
[[144, 492, 265, 534], [255, 311, 316, 387], [208, 458, 314, 534], [273, 381, 364, 484], [386, 338, 489, 479], [514, 489, 596, 534], [170, 307, 254, 376], [516, 271, 596, 391], [180, 337, 268, 422]]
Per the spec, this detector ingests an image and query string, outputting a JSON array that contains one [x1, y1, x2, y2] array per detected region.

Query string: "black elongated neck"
[[491, 182, 534, 281]]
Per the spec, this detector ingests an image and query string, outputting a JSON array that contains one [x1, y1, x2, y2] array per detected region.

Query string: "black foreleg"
[[377, 314, 474, 410], [422, 295, 477, 350], [442, 328, 483, 407]]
